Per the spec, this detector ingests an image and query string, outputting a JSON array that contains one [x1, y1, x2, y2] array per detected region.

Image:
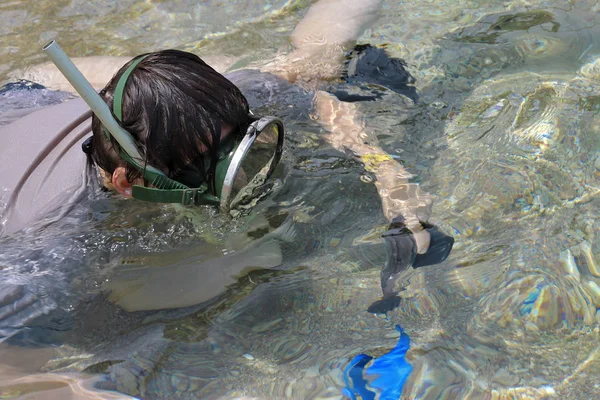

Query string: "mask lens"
[[228, 121, 281, 209]]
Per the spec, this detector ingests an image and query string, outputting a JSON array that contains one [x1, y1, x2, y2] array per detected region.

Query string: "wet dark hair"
[[91, 49, 252, 194]]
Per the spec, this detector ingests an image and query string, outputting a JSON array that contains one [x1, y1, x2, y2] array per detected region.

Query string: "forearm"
[[348, 146, 430, 232]]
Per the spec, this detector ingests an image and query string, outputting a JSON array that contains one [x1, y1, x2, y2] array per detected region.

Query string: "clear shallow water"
[[2, 0, 600, 399]]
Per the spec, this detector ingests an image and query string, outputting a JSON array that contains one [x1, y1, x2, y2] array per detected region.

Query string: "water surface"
[[2, 0, 600, 399]]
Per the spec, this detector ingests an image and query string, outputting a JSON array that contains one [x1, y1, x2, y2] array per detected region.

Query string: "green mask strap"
[[112, 56, 145, 125], [105, 55, 220, 206]]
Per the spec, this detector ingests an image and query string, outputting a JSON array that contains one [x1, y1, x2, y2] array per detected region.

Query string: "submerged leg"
[[380, 217, 418, 298], [367, 217, 417, 314], [367, 218, 454, 314]]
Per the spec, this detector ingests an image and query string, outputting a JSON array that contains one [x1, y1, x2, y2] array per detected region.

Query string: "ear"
[[112, 166, 133, 197]]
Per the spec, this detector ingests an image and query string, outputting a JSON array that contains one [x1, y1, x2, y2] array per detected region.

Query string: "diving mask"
[[215, 116, 284, 212], [121, 112, 284, 213], [43, 41, 284, 213]]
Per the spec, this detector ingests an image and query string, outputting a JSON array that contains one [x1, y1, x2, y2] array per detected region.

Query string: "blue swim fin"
[[342, 325, 412, 400], [365, 325, 412, 400], [342, 354, 376, 400]]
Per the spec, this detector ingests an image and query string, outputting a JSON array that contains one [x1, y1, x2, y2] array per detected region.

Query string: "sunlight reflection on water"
[[2, 0, 600, 399]]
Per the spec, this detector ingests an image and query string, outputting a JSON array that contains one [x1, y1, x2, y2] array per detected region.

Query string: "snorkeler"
[[0, 0, 453, 338]]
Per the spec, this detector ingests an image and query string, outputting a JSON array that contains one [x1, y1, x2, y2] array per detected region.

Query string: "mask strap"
[[101, 55, 147, 140], [113, 56, 147, 122]]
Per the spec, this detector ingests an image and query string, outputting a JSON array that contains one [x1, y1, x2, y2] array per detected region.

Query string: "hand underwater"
[[367, 217, 454, 314]]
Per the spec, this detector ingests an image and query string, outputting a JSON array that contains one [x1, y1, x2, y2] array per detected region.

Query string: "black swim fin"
[[413, 222, 455, 269], [330, 44, 419, 103], [0, 80, 46, 94], [379, 217, 418, 298], [367, 295, 402, 314], [368, 218, 454, 314]]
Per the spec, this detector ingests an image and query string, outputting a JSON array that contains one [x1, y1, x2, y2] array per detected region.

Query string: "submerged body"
[[0, 68, 315, 342], [0, 0, 453, 352]]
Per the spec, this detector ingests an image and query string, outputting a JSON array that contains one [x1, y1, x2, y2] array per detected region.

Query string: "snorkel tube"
[[42, 40, 220, 206], [42, 40, 162, 178]]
